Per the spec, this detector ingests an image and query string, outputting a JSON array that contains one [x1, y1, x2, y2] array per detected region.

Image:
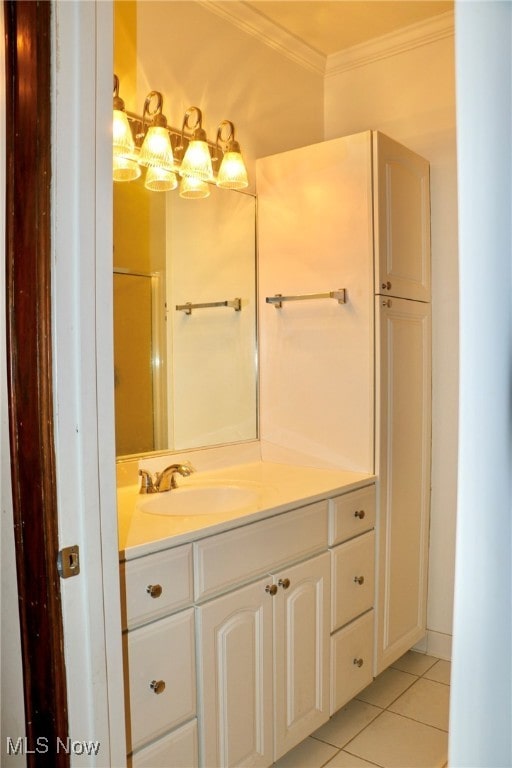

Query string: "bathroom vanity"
[[117, 127, 431, 768], [118, 463, 376, 767]]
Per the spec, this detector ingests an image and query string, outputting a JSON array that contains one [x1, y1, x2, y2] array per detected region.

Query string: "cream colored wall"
[[324, 32, 458, 645]]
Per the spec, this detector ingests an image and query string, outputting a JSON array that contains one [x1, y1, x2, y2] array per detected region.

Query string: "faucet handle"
[[138, 468, 156, 494]]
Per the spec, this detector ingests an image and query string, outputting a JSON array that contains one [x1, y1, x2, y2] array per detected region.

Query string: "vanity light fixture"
[[145, 165, 178, 192], [113, 75, 134, 157], [178, 107, 214, 182], [215, 120, 249, 190], [113, 75, 141, 182], [179, 174, 210, 199], [138, 91, 175, 173], [112, 75, 249, 195]]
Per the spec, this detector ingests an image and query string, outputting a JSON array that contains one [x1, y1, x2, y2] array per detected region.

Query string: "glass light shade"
[[179, 175, 210, 199], [113, 154, 141, 182], [145, 165, 178, 192], [180, 140, 214, 181], [217, 150, 249, 190], [139, 126, 174, 171], [113, 109, 134, 157]]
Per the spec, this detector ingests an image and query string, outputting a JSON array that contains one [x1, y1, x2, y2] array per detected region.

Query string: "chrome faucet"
[[138, 462, 195, 494]]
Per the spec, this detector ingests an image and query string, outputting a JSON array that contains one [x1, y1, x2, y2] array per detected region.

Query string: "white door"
[[197, 579, 273, 768], [375, 296, 432, 674], [373, 131, 431, 302], [273, 553, 331, 761]]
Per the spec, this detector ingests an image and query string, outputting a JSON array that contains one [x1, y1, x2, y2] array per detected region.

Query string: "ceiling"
[[244, 1, 453, 56]]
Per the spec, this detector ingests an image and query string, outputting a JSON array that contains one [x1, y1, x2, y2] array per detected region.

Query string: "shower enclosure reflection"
[[113, 178, 257, 457]]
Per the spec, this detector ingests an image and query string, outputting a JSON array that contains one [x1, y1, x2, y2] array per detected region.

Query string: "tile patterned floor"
[[273, 651, 450, 768]]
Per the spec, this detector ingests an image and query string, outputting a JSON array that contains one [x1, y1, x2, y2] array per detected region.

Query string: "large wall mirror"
[[113, 178, 258, 458]]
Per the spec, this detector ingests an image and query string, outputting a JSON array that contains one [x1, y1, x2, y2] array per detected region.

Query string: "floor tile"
[[313, 699, 382, 748], [344, 710, 448, 768], [273, 736, 338, 768], [325, 750, 382, 767], [391, 651, 438, 677], [388, 677, 450, 731], [356, 668, 417, 709], [423, 659, 451, 685]]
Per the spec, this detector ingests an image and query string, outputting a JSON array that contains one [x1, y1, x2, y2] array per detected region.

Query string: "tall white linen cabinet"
[[257, 130, 432, 678]]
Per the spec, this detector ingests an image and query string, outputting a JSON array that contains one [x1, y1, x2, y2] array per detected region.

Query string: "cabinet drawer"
[[329, 485, 376, 545], [124, 608, 196, 752], [194, 501, 328, 601], [120, 545, 193, 630], [128, 719, 198, 768], [330, 610, 374, 715], [331, 531, 375, 631]]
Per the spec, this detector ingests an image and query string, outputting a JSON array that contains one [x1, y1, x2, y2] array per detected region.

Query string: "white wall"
[[450, 2, 511, 764], [324, 21, 458, 650]]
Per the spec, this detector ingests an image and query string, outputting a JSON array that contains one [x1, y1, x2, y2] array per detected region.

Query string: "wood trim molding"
[[4, 1, 69, 764]]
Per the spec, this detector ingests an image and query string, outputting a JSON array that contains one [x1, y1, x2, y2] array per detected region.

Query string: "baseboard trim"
[[413, 630, 452, 661]]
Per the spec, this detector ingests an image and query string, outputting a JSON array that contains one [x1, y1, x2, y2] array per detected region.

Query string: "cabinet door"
[[375, 297, 431, 674], [273, 553, 331, 761], [374, 131, 431, 302], [197, 579, 273, 768]]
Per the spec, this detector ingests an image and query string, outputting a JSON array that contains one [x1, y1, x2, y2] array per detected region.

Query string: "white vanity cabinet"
[[329, 484, 376, 713], [120, 480, 379, 768], [196, 501, 331, 767], [120, 544, 199, 768]]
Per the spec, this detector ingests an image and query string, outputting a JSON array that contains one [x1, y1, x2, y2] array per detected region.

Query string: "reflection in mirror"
[[113, 178, 257, 458]]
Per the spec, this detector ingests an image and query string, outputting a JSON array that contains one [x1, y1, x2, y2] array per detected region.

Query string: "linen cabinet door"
[[197, 578, 273, 768], [273, 552, 331, 761], [373, 131, 431, 302], [375, 296, 431, 674]]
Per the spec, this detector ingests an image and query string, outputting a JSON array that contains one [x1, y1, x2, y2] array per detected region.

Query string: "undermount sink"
[[137, 483, 259, 516]]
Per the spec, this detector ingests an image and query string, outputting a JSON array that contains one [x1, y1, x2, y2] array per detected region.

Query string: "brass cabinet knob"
[[382, 281, 392, 290], [150, 679, 166, 694], [265, 584, 278, 596], [353, 658, 364, 668], [354, 576, 365, 585], [354, 509, 365, 519], [146, 584, 163, 598], [278, 578, 290, 589], [382, 299, 392, 308]]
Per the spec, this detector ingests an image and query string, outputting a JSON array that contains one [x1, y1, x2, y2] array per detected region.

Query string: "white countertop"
[[118, 461, 375, 560]]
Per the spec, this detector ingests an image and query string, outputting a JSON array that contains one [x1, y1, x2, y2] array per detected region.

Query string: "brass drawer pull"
[[353, 658, 364, 668], [150, 679, 166, 694], [278, 578, 290, 589], [354, 509, 365, 519], [354, 576, 365, 585], [382, 281, 392, 290], [146, 584, 163, 598], [265, 584, 278, 596]]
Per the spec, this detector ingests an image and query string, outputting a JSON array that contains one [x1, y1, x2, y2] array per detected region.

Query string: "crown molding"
[[196, 3, 454, 79], [196, 0, 326, 75], [326, 10, 454, 77]]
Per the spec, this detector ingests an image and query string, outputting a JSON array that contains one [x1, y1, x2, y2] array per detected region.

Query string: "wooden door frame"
[[4, 1, 69, 763]]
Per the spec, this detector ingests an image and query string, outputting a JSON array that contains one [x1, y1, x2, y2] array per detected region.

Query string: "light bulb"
[[139, 126, 174, 171], [113, 108, 134, 157], [145, 166, 178, 192], [180, 140, 214, 182], [113, 154, 141, 182], [217, 147, 249, 190], [179, 175, 210, 199]]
